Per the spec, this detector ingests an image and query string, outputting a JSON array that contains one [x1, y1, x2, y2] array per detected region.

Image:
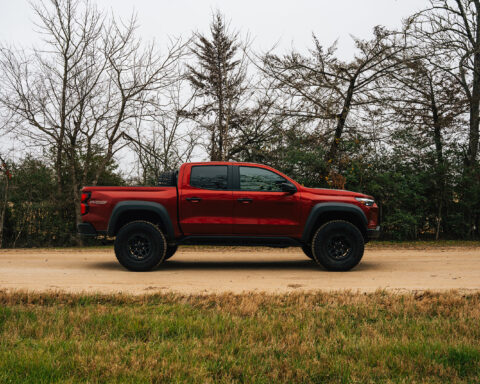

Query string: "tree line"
[[0, 0, 479, 247]]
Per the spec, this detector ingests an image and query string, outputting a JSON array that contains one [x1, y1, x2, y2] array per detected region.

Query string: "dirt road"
[[0, 246, 479, 294]]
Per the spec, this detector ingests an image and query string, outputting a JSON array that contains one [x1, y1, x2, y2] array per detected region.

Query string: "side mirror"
[[280, 182, 296, 194]]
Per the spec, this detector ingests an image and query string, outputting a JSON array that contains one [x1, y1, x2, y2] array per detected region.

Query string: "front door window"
[[239, 166, 287, 191]]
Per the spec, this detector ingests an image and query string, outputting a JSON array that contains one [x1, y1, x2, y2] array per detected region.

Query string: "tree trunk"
[[210, 127, 219, 161], [430, 85, 445, 240], [464, 30, 480, 237], [55, 48, 70, 196], [466, 5, 480, 168], [325, 76, 357, 168], [217, 70, 225, 161], [467, 75, 480, 168], [435, 203, 442, 241], [0, 176, 8, 248], [69, 157, 83, 246], [92, 99, 127, 186]]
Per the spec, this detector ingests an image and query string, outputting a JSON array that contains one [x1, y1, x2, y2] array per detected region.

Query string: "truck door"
[[179, 164, 234, 235], [232, 165, 301, 236]]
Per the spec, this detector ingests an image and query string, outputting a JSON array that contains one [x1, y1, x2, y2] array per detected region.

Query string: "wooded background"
[[0, 0, 479, 247]]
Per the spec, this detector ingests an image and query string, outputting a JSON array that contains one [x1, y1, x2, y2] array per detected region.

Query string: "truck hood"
[[301, 186, 373, 199]]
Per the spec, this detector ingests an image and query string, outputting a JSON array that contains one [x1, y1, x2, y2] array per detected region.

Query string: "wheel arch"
[[107, 201, 175, 240], [302, 203, 368, 243]]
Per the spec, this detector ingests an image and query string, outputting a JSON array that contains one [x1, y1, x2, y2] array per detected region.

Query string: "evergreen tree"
[[187, 12, 247, 161]]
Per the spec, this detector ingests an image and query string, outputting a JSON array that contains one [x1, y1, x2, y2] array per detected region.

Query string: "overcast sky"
[[0, 0, 429, 166], [1, 0, 427, 59]]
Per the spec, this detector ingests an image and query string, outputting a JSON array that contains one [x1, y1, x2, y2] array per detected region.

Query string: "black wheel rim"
[[127, 234, 152, 261], [326, 235, 352, 260]]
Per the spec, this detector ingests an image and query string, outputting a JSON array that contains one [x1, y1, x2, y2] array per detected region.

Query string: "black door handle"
[[186, 197, 202, 202], [237, 198, 253, 203]]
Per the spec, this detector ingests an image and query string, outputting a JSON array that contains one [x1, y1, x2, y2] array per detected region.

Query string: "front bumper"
[[77, 223, 97, 237], [367, 226, 381, 240]]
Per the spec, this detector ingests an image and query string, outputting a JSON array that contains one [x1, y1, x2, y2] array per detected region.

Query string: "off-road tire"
[[311, 220, 364, 271], [164, 245, 178, 260], [301, 245, 314, 260], [114, 220, 167, 271]]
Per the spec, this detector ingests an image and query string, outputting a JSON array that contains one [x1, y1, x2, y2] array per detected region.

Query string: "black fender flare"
[[301, 202, 368, 243], [107, 201, 175, 240]]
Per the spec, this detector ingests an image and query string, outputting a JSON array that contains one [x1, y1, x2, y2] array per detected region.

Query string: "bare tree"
[[91, 17, 187, 185], [0, 0, 104, 196], [262, 27, 407, 174], [412, 0, 480, 168], [125, 73, 200, 184], [378, 49, 466, 238], [227, 81, 283, 161], [0, 0, 187, 232], [0, 0, 107, 233], [409, 1, 480, 237]]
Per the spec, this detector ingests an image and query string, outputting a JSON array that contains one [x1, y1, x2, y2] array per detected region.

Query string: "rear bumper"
[[367, 226, 381, 240], [77, 222, 97, 237]]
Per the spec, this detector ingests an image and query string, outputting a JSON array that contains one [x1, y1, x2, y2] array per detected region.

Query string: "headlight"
[[355, 197, 375, 206]]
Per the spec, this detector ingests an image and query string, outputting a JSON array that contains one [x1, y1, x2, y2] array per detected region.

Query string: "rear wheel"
[[311, 220, 364, 271], [114, 221, 167, 271], [164, 245, 178, 260]]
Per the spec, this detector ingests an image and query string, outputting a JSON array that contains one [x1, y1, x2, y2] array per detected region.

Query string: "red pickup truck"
[[78, 162, 380, 271]]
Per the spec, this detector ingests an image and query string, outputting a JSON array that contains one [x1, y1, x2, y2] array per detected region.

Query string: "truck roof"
[[183, 161, 269, 167]]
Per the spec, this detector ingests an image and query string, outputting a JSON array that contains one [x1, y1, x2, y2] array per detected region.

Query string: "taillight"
[[81, 191, 91, 215], [81, 192, 91, 202]]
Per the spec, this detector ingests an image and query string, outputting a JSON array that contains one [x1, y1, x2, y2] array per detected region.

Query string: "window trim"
[[188, 165, 233, 191], [233, 165, 296, 193]]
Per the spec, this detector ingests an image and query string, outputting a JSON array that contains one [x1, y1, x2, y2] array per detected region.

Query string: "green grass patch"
[[0, 291, 479, 383]]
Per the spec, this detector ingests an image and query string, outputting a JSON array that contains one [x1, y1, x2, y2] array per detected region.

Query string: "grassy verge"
[[0, 291, 479, 383], [367, 240, 480, 249]]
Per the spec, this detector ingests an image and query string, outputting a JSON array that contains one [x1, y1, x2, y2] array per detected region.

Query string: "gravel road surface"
[[1, 246, 479, 294]]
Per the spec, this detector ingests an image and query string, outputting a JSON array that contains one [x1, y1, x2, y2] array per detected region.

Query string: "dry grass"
[[0, 290, 479, 383], [367, 240, 480, 249]]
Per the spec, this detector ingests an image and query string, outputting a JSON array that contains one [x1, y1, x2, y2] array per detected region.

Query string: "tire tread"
[[114, 220, 167, 271], [311, 220, 364, 271]]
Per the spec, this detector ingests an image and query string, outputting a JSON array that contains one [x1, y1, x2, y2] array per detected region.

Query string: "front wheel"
[[114, 221, 167, 271], [312, 220, 364, 271], [164, 245, 178, 260]]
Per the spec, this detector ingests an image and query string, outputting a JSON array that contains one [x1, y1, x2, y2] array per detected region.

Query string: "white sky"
[[0, 0, 428, 169], [1, 0, 426, 59]]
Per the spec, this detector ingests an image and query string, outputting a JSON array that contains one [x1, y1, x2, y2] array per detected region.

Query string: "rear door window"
[[190, 166, 228, 190]]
